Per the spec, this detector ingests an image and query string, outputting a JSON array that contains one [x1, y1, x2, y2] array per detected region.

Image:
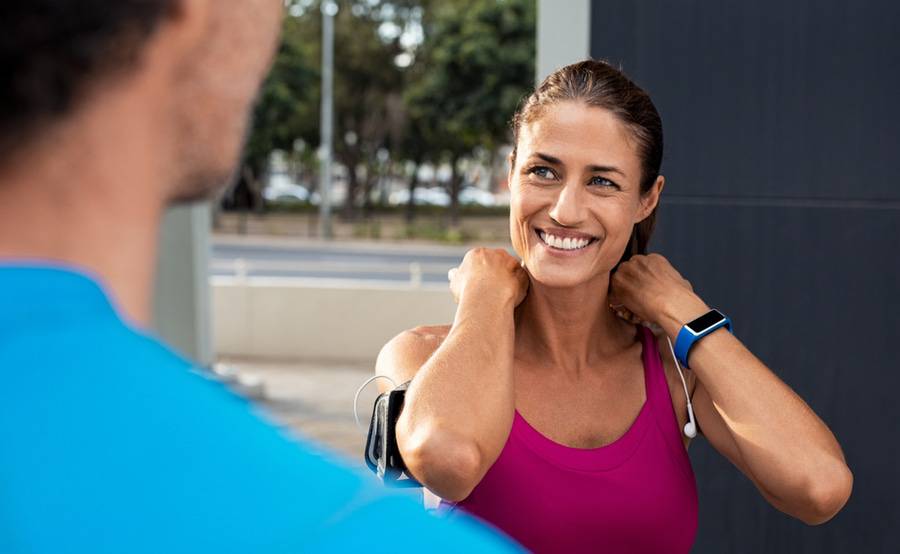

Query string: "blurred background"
[[152, 0, 898, 552]]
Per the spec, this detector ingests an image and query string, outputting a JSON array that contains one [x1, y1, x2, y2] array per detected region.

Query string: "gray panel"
[[591, 0, 900, 201], [153, 203, 213, 367]]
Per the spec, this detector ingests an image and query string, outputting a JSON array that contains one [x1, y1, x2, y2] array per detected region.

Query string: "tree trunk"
[[239, 165, 260, 235], [378, 162, 393, 206], [448, 154, 462, 228], [240, 163, 268, 216], [362, 170, 376, 219], [341, 154, 359, 220], [405, 161, 420, 224]]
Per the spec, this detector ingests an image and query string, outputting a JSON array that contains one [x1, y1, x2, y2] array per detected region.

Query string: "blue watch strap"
[[674, 310, 732, 369]]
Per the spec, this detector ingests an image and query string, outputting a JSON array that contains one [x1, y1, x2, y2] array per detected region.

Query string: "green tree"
[[406, 0, 535, 225], [332, 3, 403, 219], [231, 13, 319, 212], [236, 0, 407, 221], [296, 1, 406, 220], [233, 0, 535, 227]]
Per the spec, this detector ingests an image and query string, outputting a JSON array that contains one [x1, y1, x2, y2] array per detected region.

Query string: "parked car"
[[388, 187, 451, 207], [263, 183, 310, 203], [459, 187, 497, 207]]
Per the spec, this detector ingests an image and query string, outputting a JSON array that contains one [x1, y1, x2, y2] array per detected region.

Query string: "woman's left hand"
[[608, 253, 709, 331]]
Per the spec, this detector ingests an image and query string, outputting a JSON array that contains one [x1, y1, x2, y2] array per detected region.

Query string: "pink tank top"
[[442, 325, 698, 553]]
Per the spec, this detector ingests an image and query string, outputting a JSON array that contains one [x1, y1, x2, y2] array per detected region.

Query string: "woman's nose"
[[547, 181, 585, 226]]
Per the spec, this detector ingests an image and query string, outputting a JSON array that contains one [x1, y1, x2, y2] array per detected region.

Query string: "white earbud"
[[665, 335, 698, 439], [683, 402, 697, 439]]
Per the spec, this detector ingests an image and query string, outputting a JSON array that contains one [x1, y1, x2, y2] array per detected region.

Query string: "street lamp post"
[[318, 0, 338, 239]]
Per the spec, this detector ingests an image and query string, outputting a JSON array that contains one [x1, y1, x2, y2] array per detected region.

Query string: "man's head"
[[0, 0, 282, 203]]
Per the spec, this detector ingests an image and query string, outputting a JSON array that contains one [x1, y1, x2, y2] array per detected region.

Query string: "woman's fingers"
[[449, 248, 529, 306]]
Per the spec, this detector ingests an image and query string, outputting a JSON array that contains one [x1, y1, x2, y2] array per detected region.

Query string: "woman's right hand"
[[447, 248, 529, 307]]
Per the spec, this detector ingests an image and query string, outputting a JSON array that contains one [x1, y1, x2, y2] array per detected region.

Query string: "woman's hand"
[[608, 253, 709, 333], [448, 248, 529, 307]]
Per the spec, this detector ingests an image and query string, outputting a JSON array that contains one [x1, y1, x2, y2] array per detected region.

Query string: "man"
[[0, 2, 514, 552]]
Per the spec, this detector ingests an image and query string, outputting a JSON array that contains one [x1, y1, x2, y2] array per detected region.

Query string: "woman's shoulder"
[[374, 325, 451, 390]]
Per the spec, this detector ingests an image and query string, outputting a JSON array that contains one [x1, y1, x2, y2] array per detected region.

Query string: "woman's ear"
[[636, 175, 665, 221]]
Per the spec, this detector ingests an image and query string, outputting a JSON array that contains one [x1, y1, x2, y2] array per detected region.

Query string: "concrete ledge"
[[212, 277, 457, 363]]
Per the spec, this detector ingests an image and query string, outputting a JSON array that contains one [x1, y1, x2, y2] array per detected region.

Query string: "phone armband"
[[364, 381, 421, 487]]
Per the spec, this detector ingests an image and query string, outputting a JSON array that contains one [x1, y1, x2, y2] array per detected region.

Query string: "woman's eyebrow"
[[534, 152, 563, 165], [534, 152, 626, 177], [586, 164, 626, 177]]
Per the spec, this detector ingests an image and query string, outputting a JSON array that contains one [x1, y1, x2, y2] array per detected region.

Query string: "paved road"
[[211, 236, 507, 284]]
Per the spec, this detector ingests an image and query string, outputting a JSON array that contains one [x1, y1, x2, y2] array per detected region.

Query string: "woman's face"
[[509, 101, 662, 289]]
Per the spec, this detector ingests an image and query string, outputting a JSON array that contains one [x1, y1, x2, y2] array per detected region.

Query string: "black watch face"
[[687, 310, 725, 334]]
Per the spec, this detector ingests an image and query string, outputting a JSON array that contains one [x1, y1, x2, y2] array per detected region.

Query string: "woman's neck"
[[514, 274, 639, 377]]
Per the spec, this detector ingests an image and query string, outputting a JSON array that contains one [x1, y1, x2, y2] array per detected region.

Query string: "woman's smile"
[[533, 226, 600, 257]]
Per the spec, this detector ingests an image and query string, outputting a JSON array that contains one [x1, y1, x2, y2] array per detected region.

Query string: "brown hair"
[[510, 59, 664, 265], [0, 1, 176, 161]]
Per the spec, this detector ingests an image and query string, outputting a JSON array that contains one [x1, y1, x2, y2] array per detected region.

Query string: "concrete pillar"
[[536, 0, 591, 82], [153, 203, 213, 367]]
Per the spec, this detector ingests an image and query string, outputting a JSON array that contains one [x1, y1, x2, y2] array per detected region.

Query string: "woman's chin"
[[525, 266, 601, 290]]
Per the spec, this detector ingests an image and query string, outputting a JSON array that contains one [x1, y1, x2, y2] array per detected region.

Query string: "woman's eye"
[[590, 176, 619, 189], [528, 166, 556, 180]]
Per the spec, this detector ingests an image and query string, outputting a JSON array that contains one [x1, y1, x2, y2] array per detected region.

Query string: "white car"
[[459, 187, 497, 207], [389, 187, 451, 207], [264, 183, 310, 203]]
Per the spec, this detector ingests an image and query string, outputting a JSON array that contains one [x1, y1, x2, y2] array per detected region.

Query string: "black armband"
[[364, 381, 421, 487]]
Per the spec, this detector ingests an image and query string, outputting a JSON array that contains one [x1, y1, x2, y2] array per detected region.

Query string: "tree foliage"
[[234, 0, 535, 223], [230, 14, 319, 210], [406, 0, 534, 223]]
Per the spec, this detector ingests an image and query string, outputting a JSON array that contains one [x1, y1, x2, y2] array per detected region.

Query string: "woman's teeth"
[[538, 231, 592, 251]]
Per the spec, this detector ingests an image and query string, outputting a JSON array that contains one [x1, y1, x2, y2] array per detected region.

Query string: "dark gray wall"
[[590, 1, 899, 552]]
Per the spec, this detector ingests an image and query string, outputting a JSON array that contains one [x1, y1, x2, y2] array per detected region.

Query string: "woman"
[[376, 60, 852, 553]]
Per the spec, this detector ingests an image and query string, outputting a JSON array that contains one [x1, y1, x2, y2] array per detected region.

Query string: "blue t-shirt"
[[0, 265, 516, 553]]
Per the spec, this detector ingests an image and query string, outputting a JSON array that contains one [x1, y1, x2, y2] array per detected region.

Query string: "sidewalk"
[[219, 358, 380, 463]]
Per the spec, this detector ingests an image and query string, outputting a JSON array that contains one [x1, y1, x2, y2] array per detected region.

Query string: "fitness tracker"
[[674, 309, 732, 369]]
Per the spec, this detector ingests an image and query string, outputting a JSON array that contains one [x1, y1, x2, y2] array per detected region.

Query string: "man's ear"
[[636, 175, 665, 221], [151, 0, 213, 66]]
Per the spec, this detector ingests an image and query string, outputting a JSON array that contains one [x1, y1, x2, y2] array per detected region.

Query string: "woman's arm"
[[375, 248, 528, 501], [611, 254, 853, 525]]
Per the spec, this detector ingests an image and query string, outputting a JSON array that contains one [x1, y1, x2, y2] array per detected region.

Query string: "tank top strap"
[[639, 325, 695, 479], [639, 325, 671, 409]]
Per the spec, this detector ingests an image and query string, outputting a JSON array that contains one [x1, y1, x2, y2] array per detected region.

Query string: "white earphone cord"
[[665, 335, 697, 438], [353, 374, 397, 434]]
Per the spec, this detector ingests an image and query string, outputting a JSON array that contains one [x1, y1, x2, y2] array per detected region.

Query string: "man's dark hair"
[[0, 1, 175, 158]]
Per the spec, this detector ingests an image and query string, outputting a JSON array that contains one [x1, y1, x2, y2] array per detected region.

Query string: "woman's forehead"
[[518, 102, 641, 176]]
